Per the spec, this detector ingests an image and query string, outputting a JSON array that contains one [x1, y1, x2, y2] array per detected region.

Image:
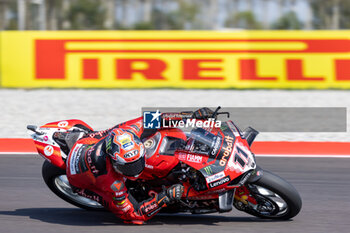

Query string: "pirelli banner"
[[2, 31, 350, 88]]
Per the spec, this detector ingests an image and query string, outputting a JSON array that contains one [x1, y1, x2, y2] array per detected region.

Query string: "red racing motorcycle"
[[27, 108, 302, 220]]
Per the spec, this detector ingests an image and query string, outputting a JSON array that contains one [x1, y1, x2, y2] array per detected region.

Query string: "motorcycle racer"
[[65, 108, 214, 224]]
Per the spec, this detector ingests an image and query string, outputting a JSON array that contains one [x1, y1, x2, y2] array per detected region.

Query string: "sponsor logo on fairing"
[[206, 171, 226, 183], [208, 176, 231, 188], [178, 152, 186, 160], [57, 121, 69, 128], [204, 166, 213, 176], [210, 136, 221, 156], [237, 172, 252, 186], [219, 135, 234, 166], [186, 154, 202, 163], [178, 152, 203, 163], [44, 145, 54, 156]]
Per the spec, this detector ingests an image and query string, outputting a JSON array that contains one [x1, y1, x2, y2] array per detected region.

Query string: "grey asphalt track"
[[0, 154, 349, 233]]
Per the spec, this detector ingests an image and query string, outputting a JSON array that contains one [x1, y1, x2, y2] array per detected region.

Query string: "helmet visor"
[[113, 156, 145, 177]]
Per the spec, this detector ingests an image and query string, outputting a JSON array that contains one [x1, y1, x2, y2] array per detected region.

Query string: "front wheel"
[[42, 160, 105, 211], [234, 170, 302, 220]]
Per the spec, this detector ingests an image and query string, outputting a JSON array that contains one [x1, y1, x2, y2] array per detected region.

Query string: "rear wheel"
[[42, 160, 105, 211], [235, 170, 302, 220]]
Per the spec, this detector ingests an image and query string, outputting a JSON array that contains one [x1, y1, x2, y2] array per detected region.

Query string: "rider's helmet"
[[105, 128, 145, 177]]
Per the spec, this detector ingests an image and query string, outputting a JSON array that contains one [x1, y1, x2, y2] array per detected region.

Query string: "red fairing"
[[163, 128, 187, 141], [176, 151, 209, 170], [224, 136, 251, 182], [139, 128, 187, 180], [34, 140, 65, 169], [183, 182, 219, 200], [40, 119, 94, 131]]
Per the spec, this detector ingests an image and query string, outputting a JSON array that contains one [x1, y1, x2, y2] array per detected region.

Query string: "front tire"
[[42, 160, 105, 211], [239, 170, 302, 220]]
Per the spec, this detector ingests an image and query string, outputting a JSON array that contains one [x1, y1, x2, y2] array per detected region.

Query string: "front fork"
[[233, 166, 264, 210], [234, 185, 258, 210]]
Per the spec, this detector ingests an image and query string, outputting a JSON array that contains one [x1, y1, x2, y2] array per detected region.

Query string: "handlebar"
[[212, 106, 230, 119]]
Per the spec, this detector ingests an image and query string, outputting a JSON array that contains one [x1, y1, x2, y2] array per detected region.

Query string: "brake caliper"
[[234, 186, 258, 207]]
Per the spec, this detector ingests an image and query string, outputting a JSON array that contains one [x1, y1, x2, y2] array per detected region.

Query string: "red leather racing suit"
[[66, 117, 169, 224]]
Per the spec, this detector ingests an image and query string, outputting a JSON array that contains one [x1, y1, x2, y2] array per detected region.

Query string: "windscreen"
[[184, 123, 237, 179], [185, 128, 222, 158]]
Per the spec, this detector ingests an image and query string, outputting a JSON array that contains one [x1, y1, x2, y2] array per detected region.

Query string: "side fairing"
[[28, 119, 94, 169], [138, 128, 187, 179], [177, 121, 256, 191], [29, 127, 66, 169], [41, 119, 93, 131]]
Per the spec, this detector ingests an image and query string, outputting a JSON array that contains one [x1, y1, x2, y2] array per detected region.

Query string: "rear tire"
[[42, 160, 105, 211], [244, 170, 302, 220]]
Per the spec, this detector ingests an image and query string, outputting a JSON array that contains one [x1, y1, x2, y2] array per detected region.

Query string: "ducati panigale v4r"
[[27, 107, 302, 220]]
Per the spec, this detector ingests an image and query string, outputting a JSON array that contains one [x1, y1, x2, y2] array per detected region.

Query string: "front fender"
[[247, 165, 264, 183]]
